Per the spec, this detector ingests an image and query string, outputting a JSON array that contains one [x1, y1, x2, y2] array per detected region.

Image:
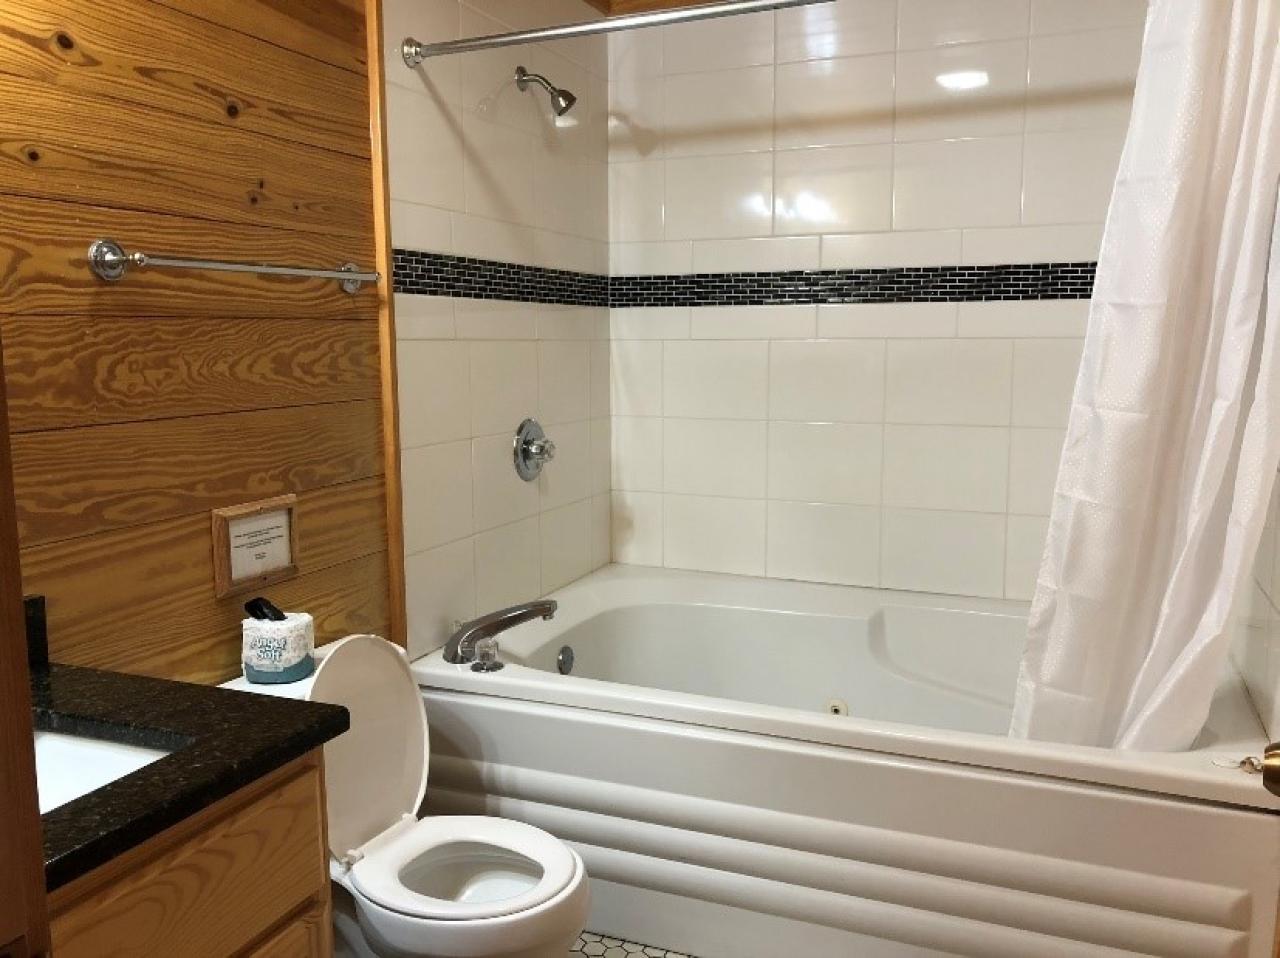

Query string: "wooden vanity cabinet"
[[47, 752, 332, 958]]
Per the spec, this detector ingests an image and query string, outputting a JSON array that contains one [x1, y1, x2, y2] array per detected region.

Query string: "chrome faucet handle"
[[471, 636, 504, 673], [514, 419, 555, 481]]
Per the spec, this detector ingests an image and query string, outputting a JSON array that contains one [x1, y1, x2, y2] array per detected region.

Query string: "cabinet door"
[[0, 337, 48, 955]]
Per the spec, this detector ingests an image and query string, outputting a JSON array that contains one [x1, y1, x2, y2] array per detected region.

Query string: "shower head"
[[515, 65, 577, 117]]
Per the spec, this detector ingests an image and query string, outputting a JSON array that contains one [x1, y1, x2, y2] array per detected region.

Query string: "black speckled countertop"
[[34, 664, 348, 891]]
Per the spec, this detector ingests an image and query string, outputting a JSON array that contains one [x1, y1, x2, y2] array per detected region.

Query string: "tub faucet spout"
[[443, 600, 558, 664]]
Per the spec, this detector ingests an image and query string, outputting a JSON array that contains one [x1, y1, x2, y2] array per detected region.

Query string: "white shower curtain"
[[1010, 0, 1280, 751]]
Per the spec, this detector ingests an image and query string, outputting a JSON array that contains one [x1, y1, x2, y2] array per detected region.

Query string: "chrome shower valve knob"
[[514, 419, 556, 481]]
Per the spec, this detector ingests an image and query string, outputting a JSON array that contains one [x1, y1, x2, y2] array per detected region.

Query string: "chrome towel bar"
[[87, 239, 380, 294]]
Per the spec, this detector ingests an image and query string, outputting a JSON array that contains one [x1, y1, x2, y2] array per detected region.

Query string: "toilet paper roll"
[[242, 612, 315, 684]]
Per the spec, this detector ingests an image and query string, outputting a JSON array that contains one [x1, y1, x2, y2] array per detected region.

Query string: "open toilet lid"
[[309, 635, 429, 859]]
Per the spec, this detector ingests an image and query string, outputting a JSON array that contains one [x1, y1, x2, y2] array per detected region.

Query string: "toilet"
[[230, 634, 589, 958]]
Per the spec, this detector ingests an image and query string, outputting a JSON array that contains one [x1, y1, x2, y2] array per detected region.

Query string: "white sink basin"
[[34, 730, 171, 813]]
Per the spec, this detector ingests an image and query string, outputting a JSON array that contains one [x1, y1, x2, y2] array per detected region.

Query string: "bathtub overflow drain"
[[557, 645, 575, 675], [826, 699, 849, 716]]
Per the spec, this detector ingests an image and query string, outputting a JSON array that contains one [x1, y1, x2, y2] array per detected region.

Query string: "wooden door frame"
[[0, 330, 49, 955]]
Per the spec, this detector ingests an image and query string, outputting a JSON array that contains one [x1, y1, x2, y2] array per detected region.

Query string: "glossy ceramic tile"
[[663, 66, 774, 158], [882, 425, 1010, 512], [663, 340, 769, 419], [766, 501, 880, 586], [1008, 427, 1065, 515], [893, 136, 1024, 230], [1027, 27, 1142, 132], [960, 224, 1103, 264], [880, 508, 1007, 598], [775, 0, 897, 62], [611, 340, 664, 416], [540, 419, 592, 510], [897, 0, 1031, 50], [885, 339, 1014, 425], [613, 417, 664, 491], [611, 491, 664, 566], [894, 40, 1028, 142], [691, 237, 820, 273], [1029, 0, 1149, 36], [1011, 339, 1084, 427], [401, 441, 473, 552], [539, 341, 592, 424], [470, 341, 539, 436], [768, 339, 885, 422], [663, 9, 774, 74], [405, 538, 476, 657], [775, 144, 893, 234], [818, 302, 960, 338], [664, 419, 767, 498], [396, 293, 456, 340], [663, 494, 767, 575], [821, 230, 963, 269], [958, 300, 1090, 338], [767, 422, 883, 505], [474, 517, 542, 610], [397, 341, 471, 448], [541, 499, 593, 592], [1005, 515, 1049, 600], [1022, 127, 1127, 225], [610, 160, 665, 243], [663, 152, 774, 240], [774, 54, 894, 149], [690, 305, 816, 340], [472, 432, 540, 531]]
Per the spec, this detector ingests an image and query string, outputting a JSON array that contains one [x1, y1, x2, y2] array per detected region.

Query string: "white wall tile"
[[819, 302, 958, 338], [390, 199, 453, 254], [387, 85, 464, 209], [665, 419, 768, 498], [663, 495, 767, 575], [611, 240, 693, 275], [664, 340, 769, 418], [769, 339, 885, 422], [895, 40, 1028, 142], [398, 341, 471, 449], [691, 237, 820, 273], [768, 422, 883, 504], [611, 340, 664, 416], [542, 499, 593, 591], [894, 136, 1024, 230], [470, 341, 538, 435], [961, 224, 1103, 264], [590, 342, 611, 418], [821, 230, 962, 268], [664, 153, 774, 240], [775, 144, 893, 234], [690, 305, 817, 340], [1027, 27, 1141, 132], [472, 433, 539, 530], [462, 112, 537, 226], [1012, 339, 1084, 427], [612, 491, 663, 565], [474, 517, 542, 610], [776, 0, 897, 61], [590, 417, 612, 495], [405, 538, 476, 658], [611, 307, 691, 340], [885, 339, 1013, 425], [452, 299, 537, 340], [664, 66, 774, 157], [610, 160, 665, 242], [537, 306, 602, 342], [881, 508, 1006, 598], [767, 501, 880, 586], [882, 425, 1009, 512], [897, 0, 1031, 50], [402, 441, 473, 552], [613, 417, 664, 491], [1009, 427, 1065, 515], [663, 10, 774, 73], [539, 419, 591, 510], [1005, 515, 1049, 600], [1030, 0, 1148, 37], [539, 341, 591, 424], [958, 300, 1090, 338], [395, 294, 456, 340], [1023, 127, 1126, 225], [590, 493, 612, 569], [775, 54, 895, 149]]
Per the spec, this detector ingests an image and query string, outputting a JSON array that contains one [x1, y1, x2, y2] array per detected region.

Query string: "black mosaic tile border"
[[392, 248, 1095, 308]]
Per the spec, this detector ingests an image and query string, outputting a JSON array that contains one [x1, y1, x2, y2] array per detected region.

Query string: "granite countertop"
[[33, 664, 348, 891]]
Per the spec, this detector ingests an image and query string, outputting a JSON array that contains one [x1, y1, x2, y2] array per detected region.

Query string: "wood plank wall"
[[0, 0, 400, 684]]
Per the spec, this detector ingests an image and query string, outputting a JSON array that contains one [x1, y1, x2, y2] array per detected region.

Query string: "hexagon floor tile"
[[568, 931, 694, 958]]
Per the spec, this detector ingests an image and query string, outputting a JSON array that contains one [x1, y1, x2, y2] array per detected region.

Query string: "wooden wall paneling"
[[11, 400, 383, 546], [152, 0, 368, 75], [0, 0, 370, 157], [0, 338, 48, 956], [33, 547, 392, 684], [0, 75, 373, 237], [22, 478, 387, 658], [0, 197, 379, 320], [3, 314, 381, 433], [364, 0, 407, 649]]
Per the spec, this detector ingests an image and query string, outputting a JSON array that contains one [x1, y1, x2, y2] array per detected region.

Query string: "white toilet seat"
[[350, 815, 577, 922]]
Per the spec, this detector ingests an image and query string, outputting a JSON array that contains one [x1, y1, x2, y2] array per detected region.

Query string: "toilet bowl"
[[230, 634, 588, 958]]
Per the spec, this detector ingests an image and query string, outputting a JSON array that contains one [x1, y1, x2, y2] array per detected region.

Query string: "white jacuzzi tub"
[[413, 565, 1280, 958]]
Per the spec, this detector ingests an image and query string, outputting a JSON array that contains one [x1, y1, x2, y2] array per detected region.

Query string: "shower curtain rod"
[[402, 0, 834, 65]]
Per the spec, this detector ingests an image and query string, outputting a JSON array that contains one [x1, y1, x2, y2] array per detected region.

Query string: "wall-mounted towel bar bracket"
[[87, 239, 380, 294]]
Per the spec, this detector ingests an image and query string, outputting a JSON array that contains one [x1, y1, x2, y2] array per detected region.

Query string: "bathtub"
[[412, 565, 1280, 958]]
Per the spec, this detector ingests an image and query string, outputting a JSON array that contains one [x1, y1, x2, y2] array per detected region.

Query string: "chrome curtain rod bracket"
[[402, 0, 833, 65], [86, 239, 380, 294]]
